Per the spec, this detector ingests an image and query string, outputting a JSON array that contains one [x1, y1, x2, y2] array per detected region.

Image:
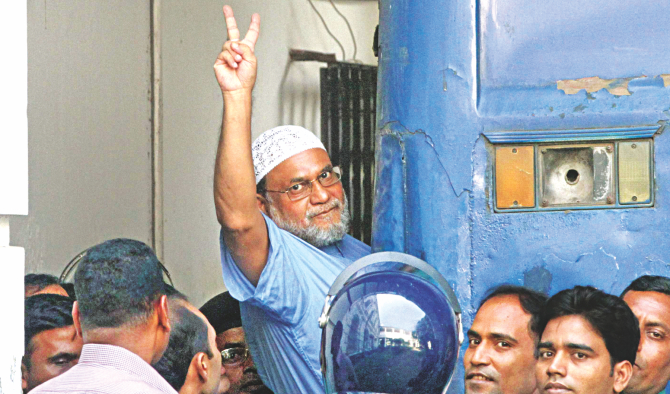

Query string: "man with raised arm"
[[213, 5, 370, 394]]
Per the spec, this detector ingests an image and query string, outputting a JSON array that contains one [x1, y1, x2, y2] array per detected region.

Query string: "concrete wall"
[[11, 1, 153, 276], [14, 0, 378, 307]]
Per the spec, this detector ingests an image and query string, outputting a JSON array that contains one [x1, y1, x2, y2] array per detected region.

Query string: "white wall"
[[0, 1, 28, 217], [0, 2, 28, 389], [11, 1, 153, 274], [13, 0, 378, 307], [161, 0, 379, 306]]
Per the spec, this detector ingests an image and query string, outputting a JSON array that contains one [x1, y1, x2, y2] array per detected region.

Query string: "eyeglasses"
[[220, 347, 250, 366], [263, 166, 342, 201]]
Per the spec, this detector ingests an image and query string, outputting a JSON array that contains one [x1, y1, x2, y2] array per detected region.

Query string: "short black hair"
[[479, 285, 549, 338], [164, 284, 188, 302], [539, 286, 639, 366], [25, 274, 60, 295], [60, 282, 76, 300], [621, 275, 670, 298], [24, 294, 75, 368], [153, 302, 213, 391], [74, 238, 166, 330]]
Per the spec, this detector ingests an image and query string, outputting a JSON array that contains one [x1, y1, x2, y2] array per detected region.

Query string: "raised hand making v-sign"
[[212, 5, 370, 394], [213, 6, 259, 93]]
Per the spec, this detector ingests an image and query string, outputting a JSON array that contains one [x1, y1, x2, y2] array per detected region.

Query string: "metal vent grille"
[[320, 63, 377, 244]]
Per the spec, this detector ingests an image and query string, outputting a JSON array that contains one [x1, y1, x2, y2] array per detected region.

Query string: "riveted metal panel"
[[619, 141, 652, 204], [495, 146, 535, 209]]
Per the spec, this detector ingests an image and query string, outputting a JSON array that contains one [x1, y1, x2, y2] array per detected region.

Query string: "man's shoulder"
[[30, 362, 171, 394]]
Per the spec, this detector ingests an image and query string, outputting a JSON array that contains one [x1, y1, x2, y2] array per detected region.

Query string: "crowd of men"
[[23, 257, 670, 394], [465, 278, 670, 394], [23, 266, 670, 394], [20, 4, 670, 394], [21, 246, 272, 394]]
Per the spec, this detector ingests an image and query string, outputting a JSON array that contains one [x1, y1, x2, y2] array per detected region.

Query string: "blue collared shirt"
[[220, 214, 370, 394]]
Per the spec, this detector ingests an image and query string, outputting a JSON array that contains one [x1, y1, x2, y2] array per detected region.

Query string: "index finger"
[[243, 13, 261, 50], [223, 5, 240, 41]]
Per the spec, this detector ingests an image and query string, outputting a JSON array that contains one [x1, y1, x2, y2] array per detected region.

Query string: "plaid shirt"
[[30, 344, 178, 394]]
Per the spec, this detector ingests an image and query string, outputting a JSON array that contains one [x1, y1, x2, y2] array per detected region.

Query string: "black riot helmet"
[[319, 252, 463, 394]]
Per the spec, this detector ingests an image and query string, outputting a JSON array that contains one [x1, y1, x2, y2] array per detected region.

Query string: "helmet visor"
[[321, 270, 459, 394]]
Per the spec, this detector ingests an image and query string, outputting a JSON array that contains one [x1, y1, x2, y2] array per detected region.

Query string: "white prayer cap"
[[252, 125, 326, 184]]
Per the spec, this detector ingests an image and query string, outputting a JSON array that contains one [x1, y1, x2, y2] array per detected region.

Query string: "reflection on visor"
[[322, 271, 459, 394]]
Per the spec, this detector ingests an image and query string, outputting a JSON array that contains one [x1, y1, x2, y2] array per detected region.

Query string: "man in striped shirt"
[[30, 239, 178, 394]]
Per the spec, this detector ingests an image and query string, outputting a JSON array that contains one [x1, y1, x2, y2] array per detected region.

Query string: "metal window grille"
[[320, 62, 377, 245]]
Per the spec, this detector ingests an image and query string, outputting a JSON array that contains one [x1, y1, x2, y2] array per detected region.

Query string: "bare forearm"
[[214, 89, 259, 228], [213, 6, 266, 285]]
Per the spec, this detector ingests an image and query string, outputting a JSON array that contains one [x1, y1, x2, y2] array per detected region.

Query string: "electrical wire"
[[307, 0, 346, 61], [328, 0, 358, 61]]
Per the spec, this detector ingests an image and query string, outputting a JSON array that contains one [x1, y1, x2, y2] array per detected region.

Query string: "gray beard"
[[267, 194, 351, 248]]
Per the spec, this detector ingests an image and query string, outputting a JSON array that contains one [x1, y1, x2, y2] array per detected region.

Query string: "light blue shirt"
[[220, 214, 371, 394]]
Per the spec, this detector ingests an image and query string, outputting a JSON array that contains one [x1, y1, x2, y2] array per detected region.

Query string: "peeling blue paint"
[[376, 0, 670, 392]]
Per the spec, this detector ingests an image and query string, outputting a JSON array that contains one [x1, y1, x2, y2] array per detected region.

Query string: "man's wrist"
[[222, 88, 253, 101], [222, 88, 253, 123]]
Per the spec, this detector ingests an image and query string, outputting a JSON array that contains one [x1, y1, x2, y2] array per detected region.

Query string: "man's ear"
[[21, 358, 29, 391], [256, 194, 269, 215], [72, 301, 83, 338], [193, 352, 210, 383], [157, 295, 170, 333], [612, 360, 633, 393]]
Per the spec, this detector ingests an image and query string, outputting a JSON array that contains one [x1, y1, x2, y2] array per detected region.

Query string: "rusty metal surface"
[[495, 146, 535, 209]]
